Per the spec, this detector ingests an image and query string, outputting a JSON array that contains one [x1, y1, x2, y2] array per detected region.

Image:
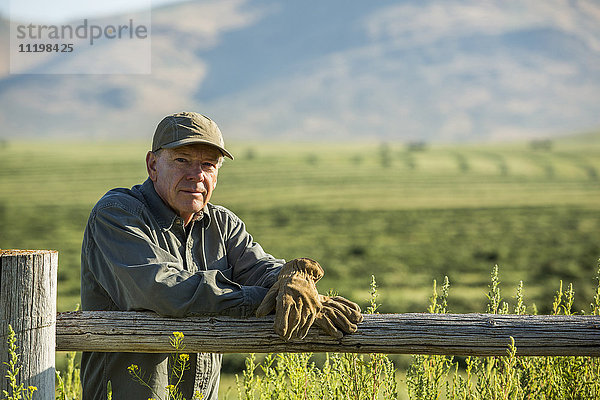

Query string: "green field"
[[1, 135, 599, 316], [2, 134, 600, 391]]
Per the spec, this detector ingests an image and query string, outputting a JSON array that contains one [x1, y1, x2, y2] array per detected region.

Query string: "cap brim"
[[161, 138, 234, 160]]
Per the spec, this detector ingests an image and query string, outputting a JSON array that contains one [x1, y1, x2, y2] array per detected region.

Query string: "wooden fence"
[[2, 250, 600, 398]]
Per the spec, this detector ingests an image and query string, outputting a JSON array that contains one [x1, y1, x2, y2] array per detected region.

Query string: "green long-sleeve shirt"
[[80, 178, 283, 399]]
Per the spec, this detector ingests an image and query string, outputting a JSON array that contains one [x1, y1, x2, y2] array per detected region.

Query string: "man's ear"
[[146, 151, 158, 182]]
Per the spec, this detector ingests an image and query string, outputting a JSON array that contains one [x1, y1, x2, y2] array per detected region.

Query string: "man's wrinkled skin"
[[147, 144, 222, 226]]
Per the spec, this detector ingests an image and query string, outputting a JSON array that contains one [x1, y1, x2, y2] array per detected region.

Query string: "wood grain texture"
[[56, 311, 600, 356], [1, 250, 57, 398]]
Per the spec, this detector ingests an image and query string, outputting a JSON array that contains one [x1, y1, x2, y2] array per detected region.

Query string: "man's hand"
[[256, 258, 324, 340], [315, 295, 364, 339], [256, 258, 364, 340]]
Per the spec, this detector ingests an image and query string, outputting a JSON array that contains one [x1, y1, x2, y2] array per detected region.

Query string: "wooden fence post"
[[1, 250, 57, 398]]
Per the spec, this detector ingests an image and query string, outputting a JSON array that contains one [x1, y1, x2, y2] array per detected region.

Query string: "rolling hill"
[[0, 0, 599, 142]]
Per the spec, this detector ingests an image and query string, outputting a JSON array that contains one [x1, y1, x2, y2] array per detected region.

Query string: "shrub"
[[5, 264, 600, 399], [238, 265, 600, 399], [2, 325, 37, 400], [236, 276, 397, 400]]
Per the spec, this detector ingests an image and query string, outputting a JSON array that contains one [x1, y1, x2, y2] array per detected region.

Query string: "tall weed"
[[408, 263, 600, 400], [236, 275, 398, 400], [4, 265, 600, 399], [2, 325, 37, 400]]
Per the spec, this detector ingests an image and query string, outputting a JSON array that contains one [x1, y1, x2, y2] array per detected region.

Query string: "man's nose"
[[186, 164, 205, 181]]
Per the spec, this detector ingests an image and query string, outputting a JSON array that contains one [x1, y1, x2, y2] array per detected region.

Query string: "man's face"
[[147, 144, 222, 225]]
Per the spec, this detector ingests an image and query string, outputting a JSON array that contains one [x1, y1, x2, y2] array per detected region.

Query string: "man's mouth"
[[181, 189, 205, 195]]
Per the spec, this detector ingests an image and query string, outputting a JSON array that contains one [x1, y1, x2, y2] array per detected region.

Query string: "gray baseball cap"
[[152, 112, 234, 160]]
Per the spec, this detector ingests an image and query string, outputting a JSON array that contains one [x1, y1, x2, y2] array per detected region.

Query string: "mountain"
[[0, 0, 599, 143]]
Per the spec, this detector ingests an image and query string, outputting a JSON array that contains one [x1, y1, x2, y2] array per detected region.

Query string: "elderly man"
[[80, 111, 362, 400]]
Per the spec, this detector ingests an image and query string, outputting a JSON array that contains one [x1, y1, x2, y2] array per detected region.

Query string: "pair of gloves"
[[256, 258, 363, 340]]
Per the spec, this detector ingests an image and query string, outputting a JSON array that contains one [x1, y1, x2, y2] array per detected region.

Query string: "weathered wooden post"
[[1, 250, 57, 398]]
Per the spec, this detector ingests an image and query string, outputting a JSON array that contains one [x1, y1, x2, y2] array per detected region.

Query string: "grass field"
[[2, 134, 600, 386], [1, 135, 599, 314]]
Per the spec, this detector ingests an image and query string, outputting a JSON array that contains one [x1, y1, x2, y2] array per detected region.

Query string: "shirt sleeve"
[[219, 209, 284, 290], [82, 202, 270, 317]]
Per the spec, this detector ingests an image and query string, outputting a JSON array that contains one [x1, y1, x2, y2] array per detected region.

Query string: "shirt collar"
[[139, 178, 211, 230]]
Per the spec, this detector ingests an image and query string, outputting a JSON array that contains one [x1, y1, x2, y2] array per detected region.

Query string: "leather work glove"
[[256, 258, 324, 340], [314, 295, 364, 340]]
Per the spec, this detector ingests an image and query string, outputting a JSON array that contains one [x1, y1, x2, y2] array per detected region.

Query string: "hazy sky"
[[1, 0, 184, 23]]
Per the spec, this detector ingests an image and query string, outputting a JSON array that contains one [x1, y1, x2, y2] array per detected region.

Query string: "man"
[[80, 111, 362, 399]]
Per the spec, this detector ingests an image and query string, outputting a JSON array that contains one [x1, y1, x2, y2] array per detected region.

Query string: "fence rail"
[[2, 250, 600, 396], [56, 311, 600, 357]]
